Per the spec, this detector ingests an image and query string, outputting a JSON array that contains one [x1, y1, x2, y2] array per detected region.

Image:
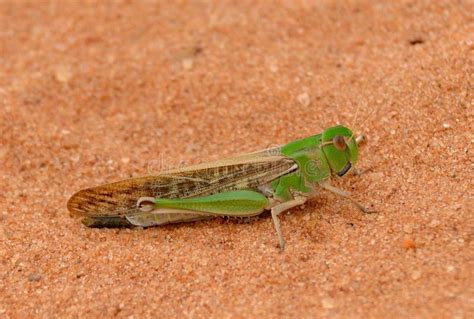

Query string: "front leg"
[[270, 196, 307, 251], [319, 181, 375, 214]]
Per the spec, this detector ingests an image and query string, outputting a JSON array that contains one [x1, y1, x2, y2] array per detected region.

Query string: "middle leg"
[[270, 196, 307, 251]]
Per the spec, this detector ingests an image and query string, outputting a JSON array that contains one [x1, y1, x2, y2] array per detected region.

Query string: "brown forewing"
[[67, 150, 297, 218]]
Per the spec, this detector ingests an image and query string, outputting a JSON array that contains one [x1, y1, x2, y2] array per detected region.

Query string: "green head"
[[321, 125, 358, 177]]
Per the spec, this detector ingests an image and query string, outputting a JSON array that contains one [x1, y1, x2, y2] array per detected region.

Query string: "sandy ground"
[[1, 1, 473, 318]]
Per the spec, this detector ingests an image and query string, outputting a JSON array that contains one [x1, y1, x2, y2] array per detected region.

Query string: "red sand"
[[0, 1, 472, 318]]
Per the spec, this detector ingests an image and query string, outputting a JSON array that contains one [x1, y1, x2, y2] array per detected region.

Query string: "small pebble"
[[54, 65, 73, 83], [297, 92, 311, 107], [368, 172, 384, 182], [71, 155, 80, 163], [28, 273, 42, 282], [403, 224, 413, 234], [411, 270, 422, 280], [428, 219, 440, 228], [269, 64, 278, 73], [321, 297, 335, 309], [403, 238, 416, 250], [182, 58, 193, 70]]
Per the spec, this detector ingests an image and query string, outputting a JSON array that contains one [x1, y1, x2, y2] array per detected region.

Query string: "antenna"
[[348, 99, 382, 145], [349, 102, 362, 142], [359, 102, 381, 133]]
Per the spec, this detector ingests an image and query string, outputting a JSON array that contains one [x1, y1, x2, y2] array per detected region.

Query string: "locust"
[[67, 125, 372, 250]]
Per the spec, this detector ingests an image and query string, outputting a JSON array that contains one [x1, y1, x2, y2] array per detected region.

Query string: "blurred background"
[[0, 1, 472, 318]]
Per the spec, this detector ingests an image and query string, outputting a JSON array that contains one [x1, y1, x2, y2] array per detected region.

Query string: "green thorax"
[[271, 134, 330, 201], [280, 134, 330, 183]]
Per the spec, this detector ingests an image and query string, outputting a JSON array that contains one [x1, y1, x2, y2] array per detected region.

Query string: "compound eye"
[[333, 135, 347, 151]]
